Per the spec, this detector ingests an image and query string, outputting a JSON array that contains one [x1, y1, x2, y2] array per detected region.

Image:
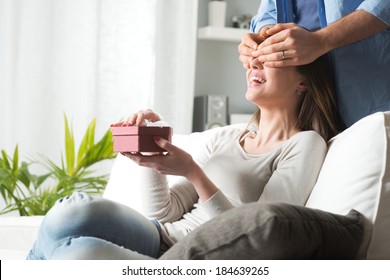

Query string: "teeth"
[[250, 76, 266, 84]]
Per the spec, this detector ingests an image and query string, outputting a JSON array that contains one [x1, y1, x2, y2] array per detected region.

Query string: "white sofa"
[[1, 111, 390, 260]]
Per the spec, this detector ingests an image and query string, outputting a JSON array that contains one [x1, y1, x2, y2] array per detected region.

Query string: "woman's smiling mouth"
[[249, 75, 266, 87]]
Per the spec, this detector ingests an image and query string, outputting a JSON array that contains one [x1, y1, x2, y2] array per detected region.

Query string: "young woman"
[[27, 53, 338, 260]]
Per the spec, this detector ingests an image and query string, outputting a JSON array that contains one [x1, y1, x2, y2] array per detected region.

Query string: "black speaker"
[[193, 95, 228, 132]]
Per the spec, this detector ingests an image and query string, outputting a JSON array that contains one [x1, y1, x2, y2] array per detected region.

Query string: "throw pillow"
[[160, 202, 363, 260], [306, 111, 390, 259]]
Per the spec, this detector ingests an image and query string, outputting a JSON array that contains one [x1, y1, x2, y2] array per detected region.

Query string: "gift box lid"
[[110, 125, 172, 136]]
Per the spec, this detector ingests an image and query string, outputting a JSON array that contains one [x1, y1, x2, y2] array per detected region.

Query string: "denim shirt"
[[250, 0, 390, 128]]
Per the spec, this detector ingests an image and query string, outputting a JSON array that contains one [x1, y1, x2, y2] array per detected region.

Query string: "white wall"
[[195, 0, 260, 116]]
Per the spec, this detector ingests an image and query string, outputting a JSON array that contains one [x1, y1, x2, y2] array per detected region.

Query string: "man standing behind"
[[239, 0, 390, 128]]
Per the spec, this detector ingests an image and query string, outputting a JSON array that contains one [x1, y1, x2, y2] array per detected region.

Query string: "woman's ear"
[[296, 80, 308, 95]]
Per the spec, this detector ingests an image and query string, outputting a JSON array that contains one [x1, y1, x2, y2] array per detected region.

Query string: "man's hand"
[[253, 9, 389, 68], [253, 23, 326, 67], [238, 33, 262, 69], [238, 25, 273, 69]]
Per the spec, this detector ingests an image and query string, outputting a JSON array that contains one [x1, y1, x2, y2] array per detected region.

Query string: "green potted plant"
[[0, 116, 116, 216]]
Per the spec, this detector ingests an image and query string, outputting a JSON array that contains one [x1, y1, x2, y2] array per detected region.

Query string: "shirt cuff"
[[201, 190, 234, 218], [357, 0, 390, 27], [251, 17, 277, 33]]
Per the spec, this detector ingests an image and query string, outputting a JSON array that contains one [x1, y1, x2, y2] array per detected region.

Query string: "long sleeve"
[[198, 130, 328, 218], [155, 127, 328, 244], [324, 0, 390, 26], [357, 0, 390, 26], [139, 126, 239, 224], [250, 0, 277, 33], [200, 189, 234, 218], [139, 168, 199, 223], [258, 131, 327, 205]]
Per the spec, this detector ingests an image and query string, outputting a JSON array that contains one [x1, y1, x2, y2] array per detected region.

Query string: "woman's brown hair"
[[249, 54, 339, 141]]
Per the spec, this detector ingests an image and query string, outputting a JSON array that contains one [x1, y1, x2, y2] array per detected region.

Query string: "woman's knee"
[[31, 192, 161, 259], [41, 192, 111, 239], [50, 236, 156, 260]]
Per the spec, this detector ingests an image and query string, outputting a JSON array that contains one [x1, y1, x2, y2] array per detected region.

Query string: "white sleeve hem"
[[201, 190, 234, 218]]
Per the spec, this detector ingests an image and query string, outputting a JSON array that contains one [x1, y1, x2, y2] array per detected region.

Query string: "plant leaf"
[[17, 161, 31, 189], [12, 145, 19, 173], [77, 118, 96, 168], [0, 116, 116, 216], [64, 115, 75, 176], [1, 150, 10, 169]]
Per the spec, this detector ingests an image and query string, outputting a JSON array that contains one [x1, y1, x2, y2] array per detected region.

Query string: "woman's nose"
[[249, 58, 264, 70]]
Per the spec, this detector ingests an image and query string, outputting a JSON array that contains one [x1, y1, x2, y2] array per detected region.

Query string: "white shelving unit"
[[198, 26, 248, 42], [194, 0, 259, 120]]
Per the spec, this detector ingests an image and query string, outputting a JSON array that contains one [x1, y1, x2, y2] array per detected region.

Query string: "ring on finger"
[[281, 50, 286, 60]]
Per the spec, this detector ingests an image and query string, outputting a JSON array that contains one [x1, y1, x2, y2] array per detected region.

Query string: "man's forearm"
[[318, 10, 388, 54]]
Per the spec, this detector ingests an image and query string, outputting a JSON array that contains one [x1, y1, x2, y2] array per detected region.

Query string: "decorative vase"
[[208, 1, 227, 27]]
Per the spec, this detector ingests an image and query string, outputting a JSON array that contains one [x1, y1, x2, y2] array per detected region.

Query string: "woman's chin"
[[245, 90, 259, 101]]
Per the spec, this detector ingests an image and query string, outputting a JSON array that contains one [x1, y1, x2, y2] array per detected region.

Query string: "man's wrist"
[[315, 28, 333, 56]]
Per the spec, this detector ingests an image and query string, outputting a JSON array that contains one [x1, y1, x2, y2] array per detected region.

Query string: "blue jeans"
[[27, 192, 161, 260]]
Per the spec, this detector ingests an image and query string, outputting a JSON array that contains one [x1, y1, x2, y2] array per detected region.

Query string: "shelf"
[[198, 26, 248, 42]]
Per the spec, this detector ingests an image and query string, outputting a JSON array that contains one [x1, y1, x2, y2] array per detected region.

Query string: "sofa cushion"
[[306, 111, 390, 259], [0, 216, 43, 252], [160, 202, 364, 260]]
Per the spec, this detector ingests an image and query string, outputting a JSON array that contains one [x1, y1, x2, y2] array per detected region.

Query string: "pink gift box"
[[110, 125, 172, 153]]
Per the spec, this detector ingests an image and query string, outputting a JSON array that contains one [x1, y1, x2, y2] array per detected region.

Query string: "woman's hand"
[[124, 137, 197, 178], [125, 137, 219, 202], [112, 109, 162, 127]]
